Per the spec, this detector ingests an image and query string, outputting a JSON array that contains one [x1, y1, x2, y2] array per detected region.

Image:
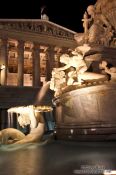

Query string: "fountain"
[[0, 0, 116, 144], [0, 81, 53, 145], [0, 105, 53, 145], [50, 0, 116, 141]]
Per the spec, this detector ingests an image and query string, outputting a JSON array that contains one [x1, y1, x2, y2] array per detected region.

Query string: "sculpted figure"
[[13, 112, 45, 144], [99, 61, 116, 81], [50, 44, 108, 97], [50, 69, 66, 97], [59, 51, 107, 84], [8, 106, 37, 132], [55, 44, 92, 85], [6, 106, 46, 144], [58, 53, 88, 84], [86, 5, 112, 45], [50, 53, 86, 96], [82, 11, 91, 43], [82, 11, 89, 34], [0, 128, 25, 144], [41, 6, 49, 21]]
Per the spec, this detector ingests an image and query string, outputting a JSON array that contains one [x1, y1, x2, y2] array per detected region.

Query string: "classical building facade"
[[0, 19, 77, 87], [0, 18, 77, 130]]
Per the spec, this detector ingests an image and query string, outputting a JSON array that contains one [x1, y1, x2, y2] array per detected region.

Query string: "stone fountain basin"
[[53, 82, 116, 140]]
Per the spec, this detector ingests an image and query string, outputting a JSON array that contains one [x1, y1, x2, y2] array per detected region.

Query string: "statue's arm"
[[55, 64, 70, 71]]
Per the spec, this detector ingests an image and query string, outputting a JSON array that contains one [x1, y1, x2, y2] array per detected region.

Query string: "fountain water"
[[35, 81, 51, 105], [0, 81, 53, 146]]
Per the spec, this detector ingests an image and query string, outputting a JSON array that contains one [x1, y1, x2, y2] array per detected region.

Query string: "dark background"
[[0, 0, 97, 32]]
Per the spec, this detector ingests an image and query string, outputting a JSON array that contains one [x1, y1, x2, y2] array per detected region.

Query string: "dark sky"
[[0, 0, 97, 32]]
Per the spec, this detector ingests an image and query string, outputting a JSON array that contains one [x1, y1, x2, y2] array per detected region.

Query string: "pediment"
[[0, 19, 76, 40]]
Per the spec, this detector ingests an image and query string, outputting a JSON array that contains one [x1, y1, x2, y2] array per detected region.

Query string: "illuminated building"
[[0, 17, 76, 129]]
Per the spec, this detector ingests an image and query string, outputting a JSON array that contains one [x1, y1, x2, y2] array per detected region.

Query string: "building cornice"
[[0, 19, 76, 34]]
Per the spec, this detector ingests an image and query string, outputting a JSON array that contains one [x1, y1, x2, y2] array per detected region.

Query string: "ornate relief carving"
[[0, 21, 75, 40]]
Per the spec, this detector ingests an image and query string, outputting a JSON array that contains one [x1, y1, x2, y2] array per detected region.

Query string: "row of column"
[[17, 40, 41, 87], [0, 37, 58, 87]]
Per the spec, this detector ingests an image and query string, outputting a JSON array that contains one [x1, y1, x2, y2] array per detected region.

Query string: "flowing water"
[[35, 81, 51, 105]]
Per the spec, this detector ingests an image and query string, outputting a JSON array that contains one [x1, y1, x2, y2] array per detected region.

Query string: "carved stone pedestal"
[[53, 82, 116, 141]]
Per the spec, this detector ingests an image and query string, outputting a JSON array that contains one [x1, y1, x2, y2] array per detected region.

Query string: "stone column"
[[0, 37, 8, 85], [32, 43, 40, 87], [55, 51, 62, 68], [17, 40, 24, 86], [46, 45, 55, 81]]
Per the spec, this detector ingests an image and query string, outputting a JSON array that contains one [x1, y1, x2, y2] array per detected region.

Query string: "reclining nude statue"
[[0, 106, 45, 145], [50, 44, 107, 97], [0, 128, 25, 144]]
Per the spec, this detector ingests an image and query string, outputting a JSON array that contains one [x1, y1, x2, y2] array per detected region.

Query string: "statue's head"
[[60, 54, 70, 64], [87, 5, 95, 16]]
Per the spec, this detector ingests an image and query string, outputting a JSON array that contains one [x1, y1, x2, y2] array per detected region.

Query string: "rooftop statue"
[[41, 6, 49, 21]]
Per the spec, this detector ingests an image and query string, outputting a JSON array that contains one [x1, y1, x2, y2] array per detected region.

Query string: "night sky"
[[0, 0, 97, 32]]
